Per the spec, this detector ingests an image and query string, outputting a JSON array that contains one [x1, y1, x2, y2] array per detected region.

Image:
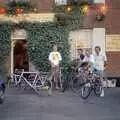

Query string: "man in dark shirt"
[[77, 49, 85, 61]]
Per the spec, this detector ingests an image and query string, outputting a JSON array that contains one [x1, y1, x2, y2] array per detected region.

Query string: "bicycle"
[[62, 66, 88, 93], [70, 66, 90, 94], [0, 79, 5, 104], [10, 71, 52, 95], [80, 72, 103, 99]]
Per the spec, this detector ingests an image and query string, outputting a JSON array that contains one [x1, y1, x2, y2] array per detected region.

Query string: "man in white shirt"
[[93, 46, 107, 97], [93, 46, 107, 77], [49, 44, 62, 90], [82, 49, 94, 71]]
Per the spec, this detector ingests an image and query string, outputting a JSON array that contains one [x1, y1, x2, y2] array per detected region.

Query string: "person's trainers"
[[55, 86, 59, 90], [100, 89, 104, 97], [48, 89, 52, 96], [85, 83, 91, 87]]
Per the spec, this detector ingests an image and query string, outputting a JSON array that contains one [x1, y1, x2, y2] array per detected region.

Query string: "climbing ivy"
[[0, 22, 12, 78], [0, 22, 70, 77], [0, 5, 84, 80], [54, 4, 84, 30], [23, 22, 70, 72]]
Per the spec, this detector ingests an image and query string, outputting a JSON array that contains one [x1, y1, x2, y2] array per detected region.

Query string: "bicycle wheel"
[[94, 80, 102, 96], [80, 82, 91, 99], [61, 75, 68, 92], [0, 88, 5, 104], [70, 77, 82, 94]]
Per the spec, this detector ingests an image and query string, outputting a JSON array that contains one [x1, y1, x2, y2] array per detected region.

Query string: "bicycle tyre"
[[70, 77, 82, 94], [94, 81, 102, 97], [80, 83, 91, 99], [0, 88, 5, 104], [61, 76, 69, 92]]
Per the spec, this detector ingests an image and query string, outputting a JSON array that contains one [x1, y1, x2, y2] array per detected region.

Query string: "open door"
[[13, 39, 29, 72], [11, 28, 29, 74]]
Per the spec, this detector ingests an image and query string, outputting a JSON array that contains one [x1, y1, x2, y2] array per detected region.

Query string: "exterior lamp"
[[95, 5, 107, 21], [100, 5, 108, 14], [66, 5, 72, 13], [83, 5, 89, 13]]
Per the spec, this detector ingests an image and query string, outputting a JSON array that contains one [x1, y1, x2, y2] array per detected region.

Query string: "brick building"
[[0, 0, 120, 76], [55, 0, 120, 77]]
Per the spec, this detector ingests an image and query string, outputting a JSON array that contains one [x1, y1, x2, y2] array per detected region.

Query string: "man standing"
[[49, 44, 62, 90], [77, 49, 85, 61], [93, 46, 107, 97], [82, 49, 94, 70]]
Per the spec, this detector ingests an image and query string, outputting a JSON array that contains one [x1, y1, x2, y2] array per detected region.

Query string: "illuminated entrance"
[[11, 28, 29, 74]]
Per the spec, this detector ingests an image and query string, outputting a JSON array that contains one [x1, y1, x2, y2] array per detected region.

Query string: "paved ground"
[[0, 88, 120, 120]]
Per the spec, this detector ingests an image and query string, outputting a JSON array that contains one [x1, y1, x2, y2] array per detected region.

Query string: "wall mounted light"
[[66, 5, 72, 13], [83, 5, 89, 13]]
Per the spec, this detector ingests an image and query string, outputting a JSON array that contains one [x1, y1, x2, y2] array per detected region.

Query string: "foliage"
[[6, 1, 32, 15], [0, 4, 85, 80], [0, 22, 12, 78], [0, 22, 70, 76], [54, 0, 101, 29], [54, 4, 84, 30], [23, 22, 70, 72]]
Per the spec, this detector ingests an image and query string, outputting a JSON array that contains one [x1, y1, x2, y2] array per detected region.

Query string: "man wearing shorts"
[[49, 45, 62, 90], [93, 46, 107, 97]]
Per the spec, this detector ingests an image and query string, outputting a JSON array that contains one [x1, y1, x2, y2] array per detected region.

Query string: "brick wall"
[[82, 0, 120, 34], [106, 52, 120, 76], [39, 0, 53, 12], [0, 0, 54, 13], [30, 0, 53, 12], [105, 0, 120, 76]]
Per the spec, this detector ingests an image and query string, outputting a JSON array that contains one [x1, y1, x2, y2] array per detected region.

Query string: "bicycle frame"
[[11, 71, 51, 95]]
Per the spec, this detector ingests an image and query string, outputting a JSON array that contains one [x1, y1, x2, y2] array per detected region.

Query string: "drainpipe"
[[11, 35, 14, 82]]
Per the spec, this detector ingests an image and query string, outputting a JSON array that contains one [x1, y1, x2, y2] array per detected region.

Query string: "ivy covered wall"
[[24, 22, 70, 72], [0, 22, 11, 78], [0, 4, 84, 80], [0, 22, 70, 78]]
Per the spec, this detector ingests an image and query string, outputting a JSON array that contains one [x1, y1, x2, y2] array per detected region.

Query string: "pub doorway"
[[11, 27, 29, 74], [13, 39, 29, 72]]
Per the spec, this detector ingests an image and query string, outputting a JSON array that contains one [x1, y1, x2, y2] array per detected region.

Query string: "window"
[[55, 0, 67, 5], [94, 0, 105, 4], [106, 35, 120, 51], [69, 30, 92, 60]]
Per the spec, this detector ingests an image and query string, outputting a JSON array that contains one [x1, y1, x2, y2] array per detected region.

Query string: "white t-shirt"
[[83, 55, 94, 63], [93, 54, 107, 70], [48, 51, 62, 66]]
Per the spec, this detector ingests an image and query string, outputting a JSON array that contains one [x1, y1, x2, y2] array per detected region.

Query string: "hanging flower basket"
[[0, 4, 7, 15], [0, 7, 6, 14], [6, 1, 32, 16]]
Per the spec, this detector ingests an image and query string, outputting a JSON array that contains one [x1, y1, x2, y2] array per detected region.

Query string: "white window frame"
[[55, 0, 67, 5], [94, 0, 105, 4]]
